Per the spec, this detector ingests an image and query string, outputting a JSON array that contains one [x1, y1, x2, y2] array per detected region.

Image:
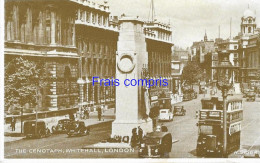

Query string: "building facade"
[[4, 0, 174, 113], [5, 0, 79, 111], [238, 8, 260, 85]]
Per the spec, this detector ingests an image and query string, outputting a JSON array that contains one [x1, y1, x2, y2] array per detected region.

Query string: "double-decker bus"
[[196, 95, 243, 157]]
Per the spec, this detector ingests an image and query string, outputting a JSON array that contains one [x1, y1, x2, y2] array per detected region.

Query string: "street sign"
[[229, 122, 241, 135], [209, 111, 221, 118]]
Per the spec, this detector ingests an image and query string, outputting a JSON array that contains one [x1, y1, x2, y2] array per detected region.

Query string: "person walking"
[[86, 108, 90, 119], [83, 107, 87, 119], [131, 127, 138, 148], [195, 111, 199, 119], [97, 106, 102, 121], [11, 117, 16, 131], [138, 126, 143, 143]]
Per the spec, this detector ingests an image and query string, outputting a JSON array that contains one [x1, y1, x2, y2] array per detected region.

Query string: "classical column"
[[72, 20, 75, 47], [50, 11, 56, 46], [86, 77, 90, 103], [77, 9, 80, 21], [103, 86, 106, 105], [77, 78, 85, 114], [26, 8, 33, 44], [49, 63, 58, 111], [13, 5, 19, 42]]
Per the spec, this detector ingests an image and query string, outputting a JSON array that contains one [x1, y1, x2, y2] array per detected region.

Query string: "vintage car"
[[173, 106, 186, 116], [158, 109, 174, 121], [24, 120, 51, 139], [183, 90, 197, 101], [138, 131, 172, 158], [246, 90, 256, 101], [67, 121, 90, 137], [158, 97, 172, 110], [52, 119, 72, 134]]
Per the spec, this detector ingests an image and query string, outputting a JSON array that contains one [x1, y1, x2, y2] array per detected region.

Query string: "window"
[[80, 10, 84, 21], [56, 15, 61, 44], [248, 19, 252, 23], [45, 9, 51, 44], [98, 14, 102, 25], [86, 12, 90, 22], [92, 13, 95, 24], [199, 125, 213, 135], [248, 27, 252, 33], [103, 16, 107, 26]]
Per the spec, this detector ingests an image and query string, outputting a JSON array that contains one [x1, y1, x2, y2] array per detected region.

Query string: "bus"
[[196, 95, 243, 157]]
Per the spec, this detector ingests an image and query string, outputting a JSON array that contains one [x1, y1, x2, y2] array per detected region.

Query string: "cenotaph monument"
[[111, 16, 153, 137]]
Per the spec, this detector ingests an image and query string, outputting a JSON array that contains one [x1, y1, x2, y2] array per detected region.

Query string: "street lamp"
[[212, 57, 238, 158]]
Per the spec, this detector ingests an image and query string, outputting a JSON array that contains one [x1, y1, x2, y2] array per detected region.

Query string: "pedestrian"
[[86, 108, 90, 119], [138, 126, 143, 143], [11, 117, 16, 131], [156, 125, 161, 132], [97, 106, 102, 121], [69, 112, 75, 121], [161, 123, 168, 132], [83, 107, 87, 119], [195, 111, 199, 119], [131, 127, 138, 148]]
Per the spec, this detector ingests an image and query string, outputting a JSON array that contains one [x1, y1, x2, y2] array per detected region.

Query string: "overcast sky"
[[100, 0, 260, 48]]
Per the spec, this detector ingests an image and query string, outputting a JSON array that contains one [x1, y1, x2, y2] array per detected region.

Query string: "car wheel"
[[51, 126, 56, 134], [38, 130, 43, 139]]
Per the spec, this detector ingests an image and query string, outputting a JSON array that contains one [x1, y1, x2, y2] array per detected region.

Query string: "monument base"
[[111, 118, 153, 137]]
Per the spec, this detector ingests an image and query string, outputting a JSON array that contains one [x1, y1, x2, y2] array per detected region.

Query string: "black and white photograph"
[[1, 0, 260, 161]]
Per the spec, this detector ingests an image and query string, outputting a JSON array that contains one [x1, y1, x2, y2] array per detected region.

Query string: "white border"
[[1, 0, 5, 161], [0, 0, 259, 163]]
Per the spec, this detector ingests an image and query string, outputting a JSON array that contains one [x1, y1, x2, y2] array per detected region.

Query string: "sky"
[[97, 0, 260, 48]]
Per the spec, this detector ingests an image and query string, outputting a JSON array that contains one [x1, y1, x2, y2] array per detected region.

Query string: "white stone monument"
[[111, 16, 153, 137]]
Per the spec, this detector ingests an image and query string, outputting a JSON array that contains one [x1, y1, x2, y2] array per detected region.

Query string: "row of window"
[[78, 39, 116, 57], [83, 59, 115, 77], [5, 5, 75, 46], [150, 51, 171, 62], [149, 62, 171, 77], [77, 9, 109, 27], [227, 101, 242, 112]]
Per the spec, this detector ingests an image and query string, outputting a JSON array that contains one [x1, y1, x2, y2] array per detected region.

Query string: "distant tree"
[[5, 57, 46, 113], [181, 55, 204, 88]]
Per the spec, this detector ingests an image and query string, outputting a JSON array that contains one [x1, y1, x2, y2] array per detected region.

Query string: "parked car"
[[173, 106, 186, 116], [67, 121, 90, 137], [183, 90, 197, 101], [138, 131, 172, 158], [24, 120, 51, 139], [246, 90, 256, 101], [158, 109, 174, 121], [52, 119, 72, 134]]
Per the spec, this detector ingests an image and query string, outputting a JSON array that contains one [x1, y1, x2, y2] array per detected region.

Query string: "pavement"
[[4, 108, 115, 143]]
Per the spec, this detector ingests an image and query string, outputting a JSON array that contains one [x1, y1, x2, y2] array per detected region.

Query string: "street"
[[5, 93, 260, 158]]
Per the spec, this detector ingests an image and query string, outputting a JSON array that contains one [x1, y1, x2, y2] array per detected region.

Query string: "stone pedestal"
[[111, 16, 153, 137]]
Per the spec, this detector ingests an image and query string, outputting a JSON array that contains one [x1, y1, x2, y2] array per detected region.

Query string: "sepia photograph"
[[2, 0, 260, 160]]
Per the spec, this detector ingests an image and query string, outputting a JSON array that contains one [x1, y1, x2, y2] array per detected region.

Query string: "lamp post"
[[86, 77, 91, 103], [212, 57, 238, 158], [35, 74, 40, 135]]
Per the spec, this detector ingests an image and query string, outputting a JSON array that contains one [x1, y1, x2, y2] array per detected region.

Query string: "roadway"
[[5, 93, 260, 158]]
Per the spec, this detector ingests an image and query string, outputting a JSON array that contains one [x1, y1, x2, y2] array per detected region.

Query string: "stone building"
[[191, 31, 215, 64], [5, 0, 79, 111], [4, 0, 173, 113], [238, 8, 260, 85]]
